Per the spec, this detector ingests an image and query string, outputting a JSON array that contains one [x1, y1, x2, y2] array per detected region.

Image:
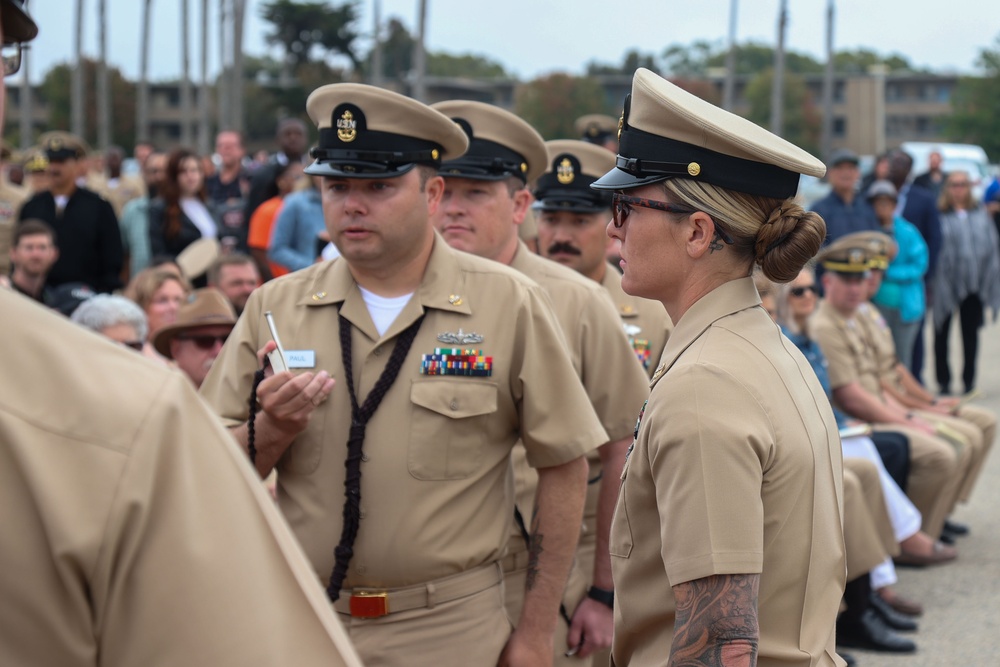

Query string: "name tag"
[[285, 350, 316, 369]]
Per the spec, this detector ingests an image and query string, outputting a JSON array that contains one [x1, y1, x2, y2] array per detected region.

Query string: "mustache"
[[547, 242, 581, 256]]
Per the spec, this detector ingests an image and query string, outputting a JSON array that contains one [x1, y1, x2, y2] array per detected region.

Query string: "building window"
[[832, 117, 846, 137]]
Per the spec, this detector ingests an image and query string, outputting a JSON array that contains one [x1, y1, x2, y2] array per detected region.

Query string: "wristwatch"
[[587, 585, 615, 609]]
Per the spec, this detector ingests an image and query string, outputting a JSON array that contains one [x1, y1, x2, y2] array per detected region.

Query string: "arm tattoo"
[[669, 574, 760, 667], [709, 232, 725, 253], [525, 499, 544, 591]]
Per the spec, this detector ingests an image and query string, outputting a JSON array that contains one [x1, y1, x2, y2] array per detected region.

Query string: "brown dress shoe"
[[877, 588, 924, 617], [893, 540, 958, 567]]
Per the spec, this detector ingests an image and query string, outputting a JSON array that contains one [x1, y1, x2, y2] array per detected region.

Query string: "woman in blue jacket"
[[867, 180, 928, 369]]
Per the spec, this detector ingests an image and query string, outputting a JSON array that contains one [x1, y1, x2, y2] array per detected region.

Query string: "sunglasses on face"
[[790, 285, 818, 297], [611, 193, 735, 244], [122, 340, 145, 352], [2, 43, 25, 77], [177, 333, 229, 350]]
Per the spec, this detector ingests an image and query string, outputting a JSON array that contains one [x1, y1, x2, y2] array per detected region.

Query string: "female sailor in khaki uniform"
[[592, 69, 847, 667]]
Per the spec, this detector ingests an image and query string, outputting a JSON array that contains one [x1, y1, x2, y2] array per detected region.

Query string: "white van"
[[900, 142, 991, 200]]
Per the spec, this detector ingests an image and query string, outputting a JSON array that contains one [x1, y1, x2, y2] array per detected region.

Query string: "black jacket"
[[18, 187, 123, 293], [148, 198, 219, 260]]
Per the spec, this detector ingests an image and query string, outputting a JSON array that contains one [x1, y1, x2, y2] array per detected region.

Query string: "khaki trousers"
[[873, 423, 970, 538], [343, 579, 511, 667], [843, 458, 898, 581], [954, 404, 997, 501]]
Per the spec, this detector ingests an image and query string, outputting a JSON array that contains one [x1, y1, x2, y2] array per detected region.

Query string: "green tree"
[[947, 35, 1000, 158], [588, 49, 658, 76], [260, 0, 362, 70], [743, 68, 821, 156], [515, 74, 610, 140], [372, 17, 414, 80], [427, 53, 507, 79], [33, 58, 136, 151]]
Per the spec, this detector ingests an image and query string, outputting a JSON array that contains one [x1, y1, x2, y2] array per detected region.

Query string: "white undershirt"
[[181, 197, 217, 239], [358, 286, 413, 337], [54, 194, 69, 210]]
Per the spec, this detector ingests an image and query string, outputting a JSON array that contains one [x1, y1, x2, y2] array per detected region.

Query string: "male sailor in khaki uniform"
[[0, 3, 363, 665], [534, 139, 672, 379], [855, 230, 995, 534], [200, 83, 601, 667], [429, 100, 650, 664], [593, 69, 846, 667], [811, 236, 972, 542]]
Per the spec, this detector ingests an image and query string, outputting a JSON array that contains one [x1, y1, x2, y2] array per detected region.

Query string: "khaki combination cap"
[[38, 131, 87, 161], [431, 100, 548, 183], [592, 68, 826, 198], [816, 233, 878, 275], [176, 237, 221, 282], [852, 230, 894, 270], [304, 83, 468, 179], [534, 140, 616, 213], [153, 288, 237, 358], [22, 148, 48, 172], [574, 114, 618, 145]]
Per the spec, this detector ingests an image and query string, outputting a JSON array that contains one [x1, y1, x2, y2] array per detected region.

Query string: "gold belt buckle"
[[349, 590, 390, 618]]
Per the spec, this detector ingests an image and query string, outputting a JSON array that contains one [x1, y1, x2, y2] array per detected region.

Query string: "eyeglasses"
[[122, 340, 146, 351], [947, 181, 970, 188], [2, 43, 25, 77], [611, 192, 735, 244], [790, 284, 819, 297], [612, 193, 696, 228], [176, 333, 229, 350]]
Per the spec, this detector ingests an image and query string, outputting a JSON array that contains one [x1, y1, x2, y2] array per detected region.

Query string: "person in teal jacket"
[[868, 180, 928, 367]]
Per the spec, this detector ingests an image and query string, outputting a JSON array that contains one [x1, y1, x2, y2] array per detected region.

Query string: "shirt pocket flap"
[[410, 381, 498, 419]]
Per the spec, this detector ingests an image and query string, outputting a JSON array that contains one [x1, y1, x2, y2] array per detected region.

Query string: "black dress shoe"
[[869, 593, 918, 631], [944, 519, 970, 536], [839, 652, 857, 667], [939, 531, 956, 545], [837, 609, 917, 653]]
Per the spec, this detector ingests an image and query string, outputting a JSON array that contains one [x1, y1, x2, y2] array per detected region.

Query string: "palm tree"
[[198, 0, 211, 155], [137, 0, 153, 144], [72, 0, 85, 138], [180, 0, 193, 147], [97, 0, 110, 149], [19, 1, 33, 148], [231, 0, 246, 134], [217, 0, 230, 131]]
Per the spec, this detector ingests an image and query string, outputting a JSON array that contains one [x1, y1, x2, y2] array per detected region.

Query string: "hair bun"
[[754, 201, 826, 283]]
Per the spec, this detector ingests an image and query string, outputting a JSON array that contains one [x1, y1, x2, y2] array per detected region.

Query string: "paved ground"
[[847, 319, 1000, 667]]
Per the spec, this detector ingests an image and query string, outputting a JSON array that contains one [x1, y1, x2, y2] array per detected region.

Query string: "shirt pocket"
[[608, 457, 633, 558], [278, 408, 326, 475], [408, 380, 498, 481]]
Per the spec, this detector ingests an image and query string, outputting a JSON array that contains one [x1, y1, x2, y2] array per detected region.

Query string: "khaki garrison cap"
[[534, 140, 616, 213], [853, 230, 895, 270], [431, 100, 548, 183], [592, 68, 826, 199], [574, 114, 618, 144], [38, 131, 87, 161], [815, 233, 875, 275], [304, 83, 468, 178]]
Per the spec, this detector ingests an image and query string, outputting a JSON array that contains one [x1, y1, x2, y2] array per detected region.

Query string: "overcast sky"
[[24, 0, 999, 84]]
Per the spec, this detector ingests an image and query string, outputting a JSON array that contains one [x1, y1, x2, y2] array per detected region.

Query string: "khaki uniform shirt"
[[610, 278, 846, 667], [200, 235, 605, 590], [599, 262, 672, 378], [856, 302, 904, 389], [0, 179, 29, 274], [508, 244, 650, 540], [0, 289, 363, 667], [810, 299, 884, 404]]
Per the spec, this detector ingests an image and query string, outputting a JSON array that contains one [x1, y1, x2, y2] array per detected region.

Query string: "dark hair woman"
[[148, 148, 219, 260]]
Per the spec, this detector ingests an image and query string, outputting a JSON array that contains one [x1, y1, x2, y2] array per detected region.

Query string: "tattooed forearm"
[[669, 573, 760, 667]]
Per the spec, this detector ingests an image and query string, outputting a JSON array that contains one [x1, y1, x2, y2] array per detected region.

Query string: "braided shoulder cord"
[[326, 312, 426, 602], [246, 368, 266, 465]]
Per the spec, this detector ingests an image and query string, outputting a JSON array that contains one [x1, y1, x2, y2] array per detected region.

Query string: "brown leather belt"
[[332, 561, 503, 619]]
